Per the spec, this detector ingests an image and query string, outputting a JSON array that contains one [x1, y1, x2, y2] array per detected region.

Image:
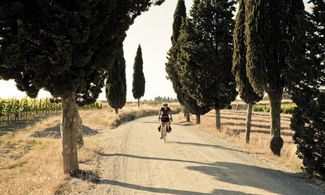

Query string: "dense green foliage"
[[232, 0, 262, 104], [165, 0, 186, 102], [132, 45, 145, 103], [165, 0, 210, 117], [105, 47, 126, 113], [0, 1, 163, 103], [0, 0, 164, 175], [177, 0, 237, 110], [287, 0, 325, 179], [245, 0, 305, 155]]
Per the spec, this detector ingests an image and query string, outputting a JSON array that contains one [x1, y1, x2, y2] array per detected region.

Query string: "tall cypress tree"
[[287, 0, 325, 178], [132, 45, 145, 107], [177, 0, 237, 130], [0, 0, 164, 175], [165, 0, 186, 99], [105, 47, 127, 114], [166, 0, 210, 124], [245, 0, 305, 155], [232, 0, 262, 143]]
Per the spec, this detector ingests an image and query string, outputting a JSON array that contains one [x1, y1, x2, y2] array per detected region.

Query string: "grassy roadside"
[[0, 102, 181, 195]]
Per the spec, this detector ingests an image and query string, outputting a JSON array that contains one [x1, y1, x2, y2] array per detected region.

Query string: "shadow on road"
[[187, 162, 322, 195], [89, 154, 322, 194], [141, 121, 194, 126], [98, 152, 212, 166], [99, 179, 211, 195], [172, 141, 252, 154], [98, 179, 254, 195]]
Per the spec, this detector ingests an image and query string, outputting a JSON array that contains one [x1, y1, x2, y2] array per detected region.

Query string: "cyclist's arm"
[[169, 109, 173, 121]]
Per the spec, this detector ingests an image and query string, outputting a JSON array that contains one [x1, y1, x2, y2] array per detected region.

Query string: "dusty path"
[[61, 116, 324, 195]]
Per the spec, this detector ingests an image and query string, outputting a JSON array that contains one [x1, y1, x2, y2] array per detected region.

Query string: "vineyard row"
[[0, 98, 102, 123]]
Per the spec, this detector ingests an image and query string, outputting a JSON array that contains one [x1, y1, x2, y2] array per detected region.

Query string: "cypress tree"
[[177, 0, 237, 130], [132, 45, 145, 107], [245, 0, 305, 155], [232, 0, 262, 143], [105, 47, 127, 114], [165, 0, 186, 93], [0, 0, 164, 175], [166, 0, 210, 124], [287, 0, 325, 178]]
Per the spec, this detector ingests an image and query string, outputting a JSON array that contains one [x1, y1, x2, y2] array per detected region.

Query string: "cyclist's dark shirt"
[[160, 107, 171, 117]]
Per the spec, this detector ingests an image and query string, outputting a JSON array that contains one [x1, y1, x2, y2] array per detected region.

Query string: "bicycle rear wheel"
[[163, 125, 167, 143]]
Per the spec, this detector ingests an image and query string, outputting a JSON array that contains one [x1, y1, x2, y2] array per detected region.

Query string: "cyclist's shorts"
[[161, 116, 170, 122]]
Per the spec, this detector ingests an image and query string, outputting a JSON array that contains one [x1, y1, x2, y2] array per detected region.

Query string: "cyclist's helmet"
[[163, 102, 168, 106]]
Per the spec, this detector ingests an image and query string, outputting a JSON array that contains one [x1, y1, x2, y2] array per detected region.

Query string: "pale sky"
[[0, 0, 311, 101]]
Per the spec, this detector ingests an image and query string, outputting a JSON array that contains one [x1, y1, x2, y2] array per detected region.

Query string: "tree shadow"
[[98, 180, 263, 194], [99, 179, 213, 195], [98, 152, 212, 166], [97, 179, 256, 194], [172, 141, 252, 154], [187, 162, 323, 195], [30, 123, 98, 139], [141, 121, 194, 126], [75, 154, 323, 194], [211, 189, 258, 195], [70, 154, 259, 194], [0, 114, 59, 136]]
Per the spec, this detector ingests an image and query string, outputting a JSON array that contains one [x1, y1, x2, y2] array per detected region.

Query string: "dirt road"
[[60, 116, 324, 195]]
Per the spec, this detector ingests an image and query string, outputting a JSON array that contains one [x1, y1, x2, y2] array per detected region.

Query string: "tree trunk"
[[268, 89, 284, 156], [75, 109, 83, 149], [61, 94, 82, 175], [215, 108, 221, 131], [115, 108, 119, 114], [195, 114, 200, 124], [245, 103, 253, 144], [138, 99, 140, 107], [185, 109, 190, 122]]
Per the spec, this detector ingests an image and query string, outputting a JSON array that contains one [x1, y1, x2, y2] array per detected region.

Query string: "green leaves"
[[106, 47, 127, 111], [288, 0, 325, 179], [0, 1, 162, 102], [132, 45, 145, 100], [177, 0, 237, 109], [232, 0, 262, 104]]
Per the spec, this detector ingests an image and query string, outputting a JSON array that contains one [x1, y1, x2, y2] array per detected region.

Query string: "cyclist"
[[158, 102, 172, 139]]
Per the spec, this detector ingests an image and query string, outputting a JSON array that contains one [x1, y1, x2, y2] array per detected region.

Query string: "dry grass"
[[0, 116, 65, 195], [175, 109, 302, 172], [0, 102, 180, 195]]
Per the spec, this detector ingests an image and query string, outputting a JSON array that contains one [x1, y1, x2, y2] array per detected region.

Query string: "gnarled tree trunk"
[[138, 99, 140, 107], [61, 94, 82, 175], [115, 108, 118, 114]]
